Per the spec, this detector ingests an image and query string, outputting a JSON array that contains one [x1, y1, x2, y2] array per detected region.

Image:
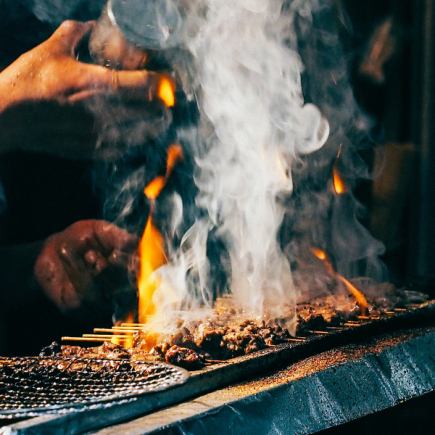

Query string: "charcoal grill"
[[2, 300, 434, 434], [0, 357, 188, 420]]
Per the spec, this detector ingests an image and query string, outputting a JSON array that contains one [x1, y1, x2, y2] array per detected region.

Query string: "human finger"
[[49, 20, 95, 56], [57, 240, 95, 296], [84, 249, 109, 274], [79, 66, 176, 106], [59, 279, 82, 311], [107, 249, 133, 268], [92, 221, 138, 255], [67, 88, 104, 104]]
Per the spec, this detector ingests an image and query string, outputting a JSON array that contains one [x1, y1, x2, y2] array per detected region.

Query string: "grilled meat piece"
[[194, 323, 226, 355], [96, 342, 131, 359], [61, 345, 98, 358], [164, 345, 205, 370], [296, 300, 350, 335], [60, 342, 130, 360]]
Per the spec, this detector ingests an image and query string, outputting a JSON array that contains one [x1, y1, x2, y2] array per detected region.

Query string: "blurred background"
[[341, 0, 435, 294], [0, 0, 434, 353]]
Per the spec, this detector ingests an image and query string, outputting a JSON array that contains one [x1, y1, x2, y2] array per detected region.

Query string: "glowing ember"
[[137, 145, 184, 325], [311, 247, 369, 314], [158, 76, 176, 108], [332, 166, 347, 195]]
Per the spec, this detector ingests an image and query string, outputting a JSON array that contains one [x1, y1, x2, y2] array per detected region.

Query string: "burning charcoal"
[[39, 342, 61, 357], [164, 345, 205, 370]]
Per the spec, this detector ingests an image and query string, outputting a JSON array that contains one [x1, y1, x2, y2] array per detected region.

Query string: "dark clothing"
[[0, 0, 108, 355]]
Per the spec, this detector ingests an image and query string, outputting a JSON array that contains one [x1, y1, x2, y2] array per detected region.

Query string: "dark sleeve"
[[0, 0, 105, 68], [0, 241, 44, 306]]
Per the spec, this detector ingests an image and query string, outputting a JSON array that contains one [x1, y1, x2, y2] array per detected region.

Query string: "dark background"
[[0, 0, 433, 349]]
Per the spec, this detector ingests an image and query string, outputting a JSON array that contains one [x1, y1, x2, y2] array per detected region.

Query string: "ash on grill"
[[57, 290, 428, 370]]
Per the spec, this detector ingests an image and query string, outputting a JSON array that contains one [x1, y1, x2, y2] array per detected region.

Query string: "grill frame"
[[0, 358, 188, 419], [1, 300, 434, 430]]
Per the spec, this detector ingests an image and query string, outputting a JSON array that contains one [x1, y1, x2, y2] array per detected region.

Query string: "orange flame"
[[111, 334, 134, 349], [311, 247, 328, 262], [137, 214, 166, 321], [137, 145, 184, 325], [144, 176, 166, 200], [158, 76, 176, 108], [311, 247, 368, 313], [332, 166, 347, 195], [336, 275, 369, 314]]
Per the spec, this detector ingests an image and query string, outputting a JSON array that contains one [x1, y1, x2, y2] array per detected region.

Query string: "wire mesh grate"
[[0, 356, 188, 418]]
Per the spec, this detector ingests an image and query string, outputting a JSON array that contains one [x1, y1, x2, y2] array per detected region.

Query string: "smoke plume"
[[147, 0, 330, 332], [94, 0, 386, 331]]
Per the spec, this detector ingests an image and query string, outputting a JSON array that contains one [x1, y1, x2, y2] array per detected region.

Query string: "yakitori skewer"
[[93, 328, 139, 334], [83, 334, 131, 339], [61, 337, 114, 343]]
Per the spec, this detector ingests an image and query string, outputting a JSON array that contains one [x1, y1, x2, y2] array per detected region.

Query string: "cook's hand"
[[0, 20, 174, 157], [0, 20, 172, 109], [34, 220, 137, 312]]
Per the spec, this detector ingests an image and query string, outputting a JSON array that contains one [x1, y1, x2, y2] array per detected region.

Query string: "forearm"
[[0, 241, 44, 306]]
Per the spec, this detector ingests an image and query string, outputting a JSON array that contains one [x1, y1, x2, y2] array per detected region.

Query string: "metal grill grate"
[[0, 357, 188, 418]]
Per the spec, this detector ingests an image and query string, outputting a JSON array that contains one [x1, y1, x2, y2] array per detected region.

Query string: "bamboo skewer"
[[307, 330, 330, 335], [60, 315, 145, 345], [83, 334, 130, 339], [93, 328, 139, 334], [121, 323, 147, 327], [61, 337, 114, 343]]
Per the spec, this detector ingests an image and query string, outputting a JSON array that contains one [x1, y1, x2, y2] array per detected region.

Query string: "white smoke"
[[149, 0, 329, 331]]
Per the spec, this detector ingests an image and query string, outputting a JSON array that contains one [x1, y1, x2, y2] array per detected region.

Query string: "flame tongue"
[[158, 76, 176, 108], [138, 145, 184, 325], [332, 166, 347, 195], [311, 247, 369, 314], [138, 214, 166, 321], [335, 275, 369, 314]]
